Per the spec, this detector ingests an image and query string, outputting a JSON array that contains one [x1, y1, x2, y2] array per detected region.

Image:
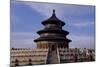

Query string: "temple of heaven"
[[34, 10, 71, 50]]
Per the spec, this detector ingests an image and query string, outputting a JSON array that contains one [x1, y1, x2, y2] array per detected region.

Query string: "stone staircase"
[[47, 49, 59, 64]]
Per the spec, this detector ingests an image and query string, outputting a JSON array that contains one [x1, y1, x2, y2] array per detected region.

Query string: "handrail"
[[45, 48, 49, 64], [57, 48, 60, 63]]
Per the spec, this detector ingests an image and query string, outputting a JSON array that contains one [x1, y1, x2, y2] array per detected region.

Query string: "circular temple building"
[[34, 10, 71, 51]]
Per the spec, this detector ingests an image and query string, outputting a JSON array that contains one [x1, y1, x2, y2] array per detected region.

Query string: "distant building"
[[10, 10, 95, 66]]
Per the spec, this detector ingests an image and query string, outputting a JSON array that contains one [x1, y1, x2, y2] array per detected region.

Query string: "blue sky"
[[11, 1, 95, 49]]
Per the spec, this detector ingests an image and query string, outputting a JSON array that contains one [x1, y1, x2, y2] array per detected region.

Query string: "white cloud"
[[68, 35, 95, 49], [11, 32, 95, 49], [11, 1, 76, 19], [18, 1, 94, 27], [67, 21, 94, 27], [11, 1, 94, 27], [11, 32, 38, 48], [22, 2, 64, 18]]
